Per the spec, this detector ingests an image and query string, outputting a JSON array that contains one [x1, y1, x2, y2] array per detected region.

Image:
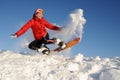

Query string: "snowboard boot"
[[37, 45, 50, 55], [53, 38, 66, 49]]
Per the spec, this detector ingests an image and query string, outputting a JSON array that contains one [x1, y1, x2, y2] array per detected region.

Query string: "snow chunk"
[[74, 53, 84, 62], [67, 62, 79, 72], [99, 69, 120, 80]]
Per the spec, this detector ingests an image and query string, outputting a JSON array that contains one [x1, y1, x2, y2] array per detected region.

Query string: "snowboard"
[[53, 37, 80, 52]]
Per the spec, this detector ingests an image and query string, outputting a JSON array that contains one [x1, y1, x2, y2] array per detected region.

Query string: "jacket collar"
[[34, 17, 43, 21]]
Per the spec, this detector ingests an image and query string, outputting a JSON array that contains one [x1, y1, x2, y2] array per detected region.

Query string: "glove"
[[53, 26, 61, 31], [10, 34, 17, 39], [58, 26, 66, 31]]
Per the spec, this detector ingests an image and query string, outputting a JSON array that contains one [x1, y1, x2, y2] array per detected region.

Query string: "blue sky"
[[0, 0, 120, 58]]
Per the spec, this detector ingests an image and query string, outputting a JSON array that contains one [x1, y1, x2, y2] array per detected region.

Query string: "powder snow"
[[0, 50, 120, 80]]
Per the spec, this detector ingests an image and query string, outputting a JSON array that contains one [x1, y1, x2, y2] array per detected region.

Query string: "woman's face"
[[35, 12, 43, 19]]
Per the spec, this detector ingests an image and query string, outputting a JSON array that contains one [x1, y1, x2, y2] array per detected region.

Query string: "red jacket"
[[15, 17, 61, 40]]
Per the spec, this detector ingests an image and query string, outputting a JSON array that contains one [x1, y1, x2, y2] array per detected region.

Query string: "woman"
[[11, 8, 66, 54]]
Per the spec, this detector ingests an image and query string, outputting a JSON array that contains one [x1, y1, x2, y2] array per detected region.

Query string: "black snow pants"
[[28, 33, 53, 50]]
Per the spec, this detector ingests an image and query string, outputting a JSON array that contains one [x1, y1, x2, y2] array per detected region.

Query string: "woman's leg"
[[28, 39, 50, 54], [28, 40, 42, 50], [44, 33, 66, 49], [42, 33, 54, 44]]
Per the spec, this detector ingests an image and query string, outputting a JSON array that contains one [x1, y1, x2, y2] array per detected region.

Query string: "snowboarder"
[[10, 8, 66, 54]]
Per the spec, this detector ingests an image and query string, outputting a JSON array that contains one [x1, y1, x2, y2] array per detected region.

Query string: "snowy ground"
[[0, 50, 120, 80]]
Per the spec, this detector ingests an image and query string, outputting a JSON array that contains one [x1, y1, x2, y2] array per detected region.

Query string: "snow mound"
[[0, 50, 120, 80]]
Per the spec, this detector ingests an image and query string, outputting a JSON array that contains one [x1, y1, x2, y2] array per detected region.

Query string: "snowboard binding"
[[53, 38, 66, 49], [37, 45, 50, 55]]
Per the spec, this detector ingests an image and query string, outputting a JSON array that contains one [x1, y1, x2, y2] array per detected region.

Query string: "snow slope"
[[0, 50, 120, 80]]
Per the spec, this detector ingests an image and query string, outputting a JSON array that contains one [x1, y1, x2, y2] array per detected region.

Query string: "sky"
[[0, 0, 120, 58]]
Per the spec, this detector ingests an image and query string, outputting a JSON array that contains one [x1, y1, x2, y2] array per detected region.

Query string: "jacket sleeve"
[[44, 19, 61, 31], [15, 20, 33, 37]]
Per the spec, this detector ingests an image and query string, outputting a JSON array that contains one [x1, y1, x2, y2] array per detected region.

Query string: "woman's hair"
[[33, 13, 36, 18]]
